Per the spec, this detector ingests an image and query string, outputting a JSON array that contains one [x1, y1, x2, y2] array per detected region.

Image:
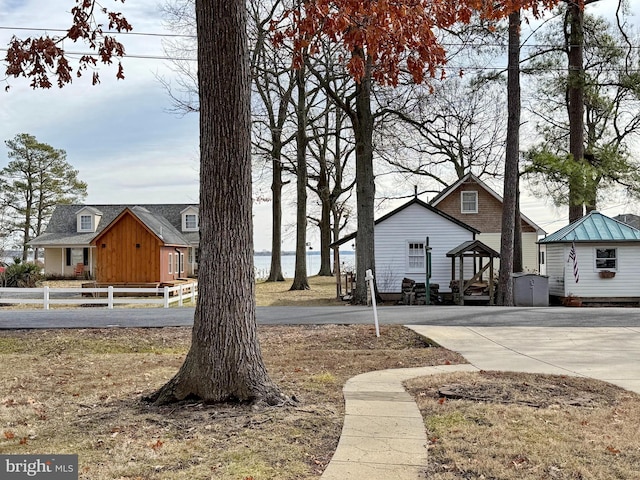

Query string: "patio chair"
[[74, 263, 84, 277]]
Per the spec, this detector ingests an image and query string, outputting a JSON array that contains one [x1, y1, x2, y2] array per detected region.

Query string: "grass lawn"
[[2, 276, 640, 478]]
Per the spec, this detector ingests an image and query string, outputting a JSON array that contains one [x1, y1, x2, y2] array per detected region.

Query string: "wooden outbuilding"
[[91, 206, 189, 284], [447, 240, 500, 305]]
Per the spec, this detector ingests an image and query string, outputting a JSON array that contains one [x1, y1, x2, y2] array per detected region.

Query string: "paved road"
[[2, 305, 640, 329]]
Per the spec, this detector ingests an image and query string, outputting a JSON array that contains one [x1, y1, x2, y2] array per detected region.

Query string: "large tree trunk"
[[498, 10, 521, 306], [290, 61, 310, 290], [567, 1, 585, 223], [316, 157, 333, 276], [513, 176, 523, 273], [351, 52, 376, 305], [147, 0, 284, 406], [267, 154, 285, 282]]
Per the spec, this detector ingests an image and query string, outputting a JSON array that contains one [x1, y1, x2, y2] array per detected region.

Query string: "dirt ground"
[[406, 370, 640, 479], [0, 325, 463, 479]]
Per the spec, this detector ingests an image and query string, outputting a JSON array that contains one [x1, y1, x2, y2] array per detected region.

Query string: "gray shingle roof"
[[30, 204, 199, 247], [539, 211, 640, 243]]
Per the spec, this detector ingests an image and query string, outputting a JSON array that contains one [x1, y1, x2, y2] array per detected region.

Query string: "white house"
[[538, 211, 640, 302], [331, 197, 479, 294]]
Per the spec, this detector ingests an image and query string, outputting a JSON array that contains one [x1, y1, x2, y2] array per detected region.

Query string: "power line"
[[1, 25, 639, 50], [0, 25, 195, 39]]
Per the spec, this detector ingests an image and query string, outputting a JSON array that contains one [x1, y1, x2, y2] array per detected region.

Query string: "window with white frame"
[[185, 214, 198, 230], [175, 253, 179, 274], [180, 253, 185, 274], [79, 215, 92, 231], [168, 253, 173, 274], [407, 242, 425, 271], [461, 191, 478, 213], [595, 248, 617, 270]]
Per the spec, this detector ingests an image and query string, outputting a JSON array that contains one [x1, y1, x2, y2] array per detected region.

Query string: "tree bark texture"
[[316, 156, 333, 276], [352, 53, 376, 305], [148, 0, 283, 406], [498, 11, 521, 306], [267, 154, 285, 282], [290, 62, 310, 290], [513, 177, 523, 273], [566, 1, 585, 222]]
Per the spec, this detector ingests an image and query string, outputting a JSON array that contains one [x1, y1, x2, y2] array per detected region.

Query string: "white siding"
[[476, 232, 540, 274], [546, 245, 568, 296], [522, 232, 540, 273], [545, 243, 640, 298], [374, 203, 475, 293]]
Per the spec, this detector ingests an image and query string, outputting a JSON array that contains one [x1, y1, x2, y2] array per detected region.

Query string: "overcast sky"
[[1, 0, 638, 252]]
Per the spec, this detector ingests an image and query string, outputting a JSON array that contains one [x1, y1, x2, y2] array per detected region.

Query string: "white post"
[[163, 286, 170, 308], [43, 286, 50, 310], [178, 284, 183, 306], [108, 286, 114, 309], [365, 269, 380, 337]]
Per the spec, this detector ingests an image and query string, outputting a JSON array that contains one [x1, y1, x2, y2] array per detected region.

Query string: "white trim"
[[461, 191, 478, 214], [168, 253, 173, 274], [406, 240, 426, 273], [594, 247, 617, 271]]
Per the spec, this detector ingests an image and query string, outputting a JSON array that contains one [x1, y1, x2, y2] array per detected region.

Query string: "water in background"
[[254, 251, 355, 279]]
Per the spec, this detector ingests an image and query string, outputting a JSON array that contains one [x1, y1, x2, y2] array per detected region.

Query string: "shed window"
[[461, 191, 478, 213], [595, 248, 617, 270], [168, 253, 173, 274], [407, 242, 425, 271]]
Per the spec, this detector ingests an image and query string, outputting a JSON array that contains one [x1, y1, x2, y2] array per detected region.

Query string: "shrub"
[[1, 262, 43, 288]]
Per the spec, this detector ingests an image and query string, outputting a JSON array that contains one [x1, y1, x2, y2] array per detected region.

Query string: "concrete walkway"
[[321, 325, 640, 479], [320, 364, 479, 479]]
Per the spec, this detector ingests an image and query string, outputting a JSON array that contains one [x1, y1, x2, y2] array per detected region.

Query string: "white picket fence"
[[0, 282, 198, 309]]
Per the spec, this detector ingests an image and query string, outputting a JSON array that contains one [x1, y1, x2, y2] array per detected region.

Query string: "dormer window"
[[76, 206, 102, 233], [181, 206, 199, 232], [185, 214, 198, 230], [80, 215, 92, 231], [461, 191, 478, 214]]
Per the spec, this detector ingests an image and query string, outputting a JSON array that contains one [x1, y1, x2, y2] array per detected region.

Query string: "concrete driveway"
[[410, 325, 640, 394]]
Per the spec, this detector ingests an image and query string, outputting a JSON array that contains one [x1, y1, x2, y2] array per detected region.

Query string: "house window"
[[595, 248, 617, 270], [180, 253, 185, 274], [66, 248, 88, 266], [168, 253, 173, 274], [461, 191, 478, 213], [185, 214, 198, 230], [407, 242, 425, 271], [175, 253, 179, 275], [80, 215, 92, 231]]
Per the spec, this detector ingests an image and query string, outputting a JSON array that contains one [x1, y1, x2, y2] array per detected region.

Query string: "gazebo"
[[447, 240, 500, 305]]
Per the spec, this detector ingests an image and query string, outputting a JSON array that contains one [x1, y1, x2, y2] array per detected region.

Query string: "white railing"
[[0, 282, 198, 309]]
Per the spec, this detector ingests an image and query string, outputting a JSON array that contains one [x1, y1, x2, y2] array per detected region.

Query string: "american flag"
[[568, 241, 579, 283]]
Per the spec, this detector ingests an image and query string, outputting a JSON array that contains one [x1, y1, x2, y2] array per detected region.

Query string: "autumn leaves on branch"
[[4, 0, 132, 89]]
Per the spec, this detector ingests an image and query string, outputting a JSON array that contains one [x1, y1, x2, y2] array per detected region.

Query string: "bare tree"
[[377, 77, 507, 186]]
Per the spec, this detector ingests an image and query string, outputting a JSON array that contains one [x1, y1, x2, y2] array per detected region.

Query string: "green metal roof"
[[539, 211, 640, 243]]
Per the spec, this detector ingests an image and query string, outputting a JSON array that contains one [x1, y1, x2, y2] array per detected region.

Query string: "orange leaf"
[[4, 431, 15, 439], [606, 446, 621, 455], [19, 437, 28, 445], [150, 439, 163, 450]]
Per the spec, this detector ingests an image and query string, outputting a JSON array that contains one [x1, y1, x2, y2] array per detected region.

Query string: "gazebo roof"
[[446, 240, 500, 258]]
